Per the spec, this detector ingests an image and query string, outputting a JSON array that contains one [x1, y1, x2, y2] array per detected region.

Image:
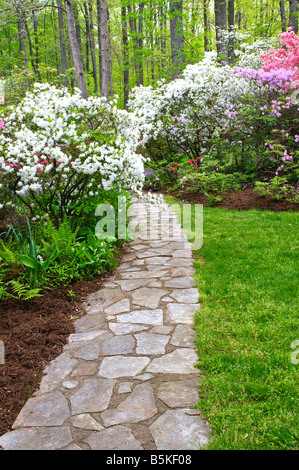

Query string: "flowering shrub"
[[0, 83, 145, 224]]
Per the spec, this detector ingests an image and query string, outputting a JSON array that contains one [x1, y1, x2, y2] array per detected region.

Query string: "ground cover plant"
[[166, 195, 299, 450], [130, 30, 299, 206]]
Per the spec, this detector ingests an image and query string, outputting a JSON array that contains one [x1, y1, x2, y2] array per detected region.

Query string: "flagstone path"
[[0, 196, 211, 450]]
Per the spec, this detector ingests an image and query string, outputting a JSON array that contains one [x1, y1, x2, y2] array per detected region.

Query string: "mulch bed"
[[162, 186, 299, 212], [0, 187, 298, 438], [0, 277, 106, 437]]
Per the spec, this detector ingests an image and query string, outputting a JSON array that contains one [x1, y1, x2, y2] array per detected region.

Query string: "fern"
[[9, 280, 42, 300], [0, 239, 19, 265], [41, 219, 78, 260]]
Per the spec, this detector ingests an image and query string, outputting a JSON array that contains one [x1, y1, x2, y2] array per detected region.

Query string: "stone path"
[[0, 196, 211, 450]]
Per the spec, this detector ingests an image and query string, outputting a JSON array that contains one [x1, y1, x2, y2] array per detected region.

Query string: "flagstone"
[[164, 277, 197, 288], [157, 378, 200, 408], [0, 427, 73, 451], [102, 335, 135, 356], [101, 383, 158, 426], [98, 356, 150, 378], [104, 298, 130, 315], [70, 378, 116, 414], [170, 324, 196, 347], [12, 391, 70, 428], [166, 303, 199, 325], [70, 413, 104, 431], [116, 309, 164, 325], [131, 287, 169, 309], [135, 332, 170, 355], [146, 348, 199, 375], [170, 288, 199, 303], [84, 425, 143, 450], [149, 409, 210, 450], [108, 322, 148, 335]]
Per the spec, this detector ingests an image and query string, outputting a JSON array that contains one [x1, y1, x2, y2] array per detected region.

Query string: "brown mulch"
[[162, 186, 299, 212], [0, 277, 107, 437], [0, 187, 298, 439]]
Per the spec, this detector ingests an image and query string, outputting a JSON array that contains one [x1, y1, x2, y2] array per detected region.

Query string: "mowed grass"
[[166, 197, 299, 450]]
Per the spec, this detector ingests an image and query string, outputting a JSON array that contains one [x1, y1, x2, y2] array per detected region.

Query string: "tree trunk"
[[169, 0, 185, 74], [32, 10, 42, 80], [64, 0, 88, 99], [214, 0, 228, 64], [96, 0, 102, 93], [17, 16, 28, 69], [289, 0, 298, 33], [57, 0, 69, 88], [121, 4, 129, 107], [83, 2, 90, 73], [137, 3, 144, 86], [280, 1, 287, 32], [228, 0, 234, 64], [100, 0, 109, 99], [203, 0, 210, 51], [88, 0, 98, 93]]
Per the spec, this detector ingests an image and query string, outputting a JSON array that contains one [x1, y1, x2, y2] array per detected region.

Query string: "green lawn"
[[166, 196, 299, 450]]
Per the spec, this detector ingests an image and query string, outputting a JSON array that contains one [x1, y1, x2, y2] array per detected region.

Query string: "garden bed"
[[0, 276, 108, 437], [163, 186, 299, 212]]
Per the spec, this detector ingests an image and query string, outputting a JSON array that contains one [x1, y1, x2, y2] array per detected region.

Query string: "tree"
[[100, 0, 109, 98], [214, 0, 228, 63], [64, 0, 88, 99], [57, 0, 69, 88], [169, 0, 185, 74], [289, 0, 298, 33]]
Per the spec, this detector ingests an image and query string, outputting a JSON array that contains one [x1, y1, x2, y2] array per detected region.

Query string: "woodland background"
[[0, 0, 298, 107]]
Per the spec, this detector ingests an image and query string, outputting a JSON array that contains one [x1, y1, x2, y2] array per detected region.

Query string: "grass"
[[166, 196, 299, 450]]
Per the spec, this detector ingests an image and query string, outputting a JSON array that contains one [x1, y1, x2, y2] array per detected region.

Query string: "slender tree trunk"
[[32, 11, 42, 80], [128, 2, 139, 85], [17, 16, 28, 69], [96, 0, 102, 93], [88, 0, 98, 93], [289, 0, 298, 33], [100, 0, 109, 99], [137, 3, 144, 86], [23, 14, 41, 79], [83, 2, 90, 73], [214, 0, 228, 64], [121, 4, 129, 107], [203, 0, 210, 51], [280, 1, 287, 31], [64, 0, 88, 99], [228, 0, 234, 64], [57, 0, 69, 88], [169, 0, 185, 74], [73, 1, 82, 54]]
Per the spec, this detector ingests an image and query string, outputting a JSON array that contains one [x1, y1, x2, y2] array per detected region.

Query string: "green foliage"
[[254, 177, 299, 203]]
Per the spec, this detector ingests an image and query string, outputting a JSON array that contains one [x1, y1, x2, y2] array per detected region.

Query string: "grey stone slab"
[[116, 309, 163, 326], [146, 349, 199, 375], [170, 325, 196, 348], [149, 409, 211, 450], [104, 298, 130, 315], [118, 381, 134, 393], [150, 325, 173, 335], [165, 258, 194, 267], [63, 380, 78, 390], [108, 322, 148, 336], [70, 378, 116, 414], [131, 287, 169, 309], [170, 289, 199, 303], [119, 270, 168, 279], [166, 303, 199, 325], [0, 427, 73, 451], [74, 314, 105, 332], [144, 257, 170, 265], [101, 383, 158, 426], [68, 330, 108, 343], [84, 425, 143, 450], [70, 413, 104, 431], [114, 279, 153, 291], [171, 250, 192, 258], [39, 352, 78, 393], [102, 335, 135, 356], [165, 277, 197, 288], [135, 332, 170, 355], [157, 378, 200, 408], [12, 392, 70, 428], [84, 287, 124, 313], [98, 356, 150, 378]]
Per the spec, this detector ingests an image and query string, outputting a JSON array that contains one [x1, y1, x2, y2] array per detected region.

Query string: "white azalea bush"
[[0, 83, 145, 224]]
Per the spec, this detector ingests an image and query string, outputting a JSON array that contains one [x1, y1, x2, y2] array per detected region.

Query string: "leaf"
[[19, 254, 40, 271]]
